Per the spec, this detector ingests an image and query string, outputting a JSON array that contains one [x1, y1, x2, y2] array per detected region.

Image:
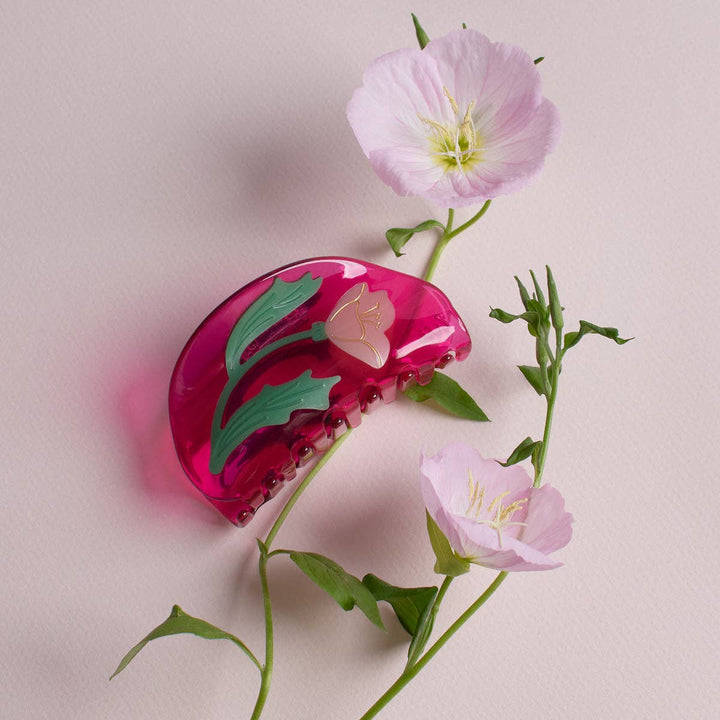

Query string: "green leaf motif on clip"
[[110, 605, 260, 680], [210, 371, 340, 473], [386, 220, 444, 257], [361, 574, 438, 637], [289, 552, 385, 630], [426, 512, 470, 577], [224, 273, 322, 374], [404, 372, 489, 422]]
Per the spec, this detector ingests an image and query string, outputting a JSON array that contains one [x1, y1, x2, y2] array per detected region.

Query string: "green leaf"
[[502, 436, 543, 467], [426, 512, 470, 577], [489, 307, 539, 328], [289, 552, 384, 630], [386, 220, 444, 257], [534, 56, 545, 64], [210, 370, 340, 473], [225, 273, 321, 373], [110, 605, 260, 679], [545, 265, 564, 332], [529, 269, 546, 306], [404, 372, 489, 421], [361, 574, 437, 637], [514, 276, 532, 310], [518, 365, 546, 396], [411, 13, 430, 49], [563, 320, 633, 353]]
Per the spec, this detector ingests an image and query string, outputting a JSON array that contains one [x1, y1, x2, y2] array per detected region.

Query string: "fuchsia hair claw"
[[168, 257, 472, 525]]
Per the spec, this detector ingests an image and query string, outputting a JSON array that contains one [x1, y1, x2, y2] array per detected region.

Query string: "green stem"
[[423, 209, 454, 283], [251, 552, 273, 720], [534, 331, 562, 487], [404, 575, 453, 670], [264, 430, 352, 549], [250, 431, 353, 719], [423, 201, 492, 283], [359, 572, 508, 720], [445, 199, 491, 241]]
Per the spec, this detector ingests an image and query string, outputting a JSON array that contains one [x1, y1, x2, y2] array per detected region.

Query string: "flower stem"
[[445, 199, 491, 240], [250, 551, 273, 720], [250, 431, 353, 719], [264, 430, 352, 549], [404, 575, 453, 670], [423, 201, 492, 283], [534, 331, 563, 487], [423, 208, 454, 283], [359, 571, 508, 720]]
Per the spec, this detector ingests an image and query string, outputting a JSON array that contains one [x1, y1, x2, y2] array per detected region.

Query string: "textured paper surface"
[[2, 1, 718, 718]]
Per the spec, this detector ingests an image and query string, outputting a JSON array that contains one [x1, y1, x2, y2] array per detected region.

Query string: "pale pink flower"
[[421, 442, 572, 571], [325, 282, 395, 369], [347, 29, 560, 207]]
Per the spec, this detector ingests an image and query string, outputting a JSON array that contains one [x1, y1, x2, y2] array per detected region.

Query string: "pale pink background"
[[2, 1, 718, 718]]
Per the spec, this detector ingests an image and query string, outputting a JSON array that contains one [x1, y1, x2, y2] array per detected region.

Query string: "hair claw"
[[169, 257, 472, 525]]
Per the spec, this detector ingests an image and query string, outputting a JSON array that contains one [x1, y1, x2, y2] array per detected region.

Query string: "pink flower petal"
[[347, 28, 560, 207], [420, 442, 572, 573]]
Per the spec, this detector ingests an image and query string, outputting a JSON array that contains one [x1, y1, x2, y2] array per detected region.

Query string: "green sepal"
[[405, 591, 436, 664], [411, 13, 430, 49], [110, 605, 259, 680], [546, 266, 564, 331], [514, 276, 532, 310], [361, 574, 437, 637], [210, 371, 340, 473], [518, 365, 546, 396], [502, 437, 543, 467], [224, 273, 321, 374], [426, 512, 470, 577], [534, 56, 545, 64], [527, 298, 550, 327], [404, 372, 489, 422], [563, 321, 633, 354], [289, 552, 384, 630], [529, 269, 547, 306], [386, 220, 444, 257]]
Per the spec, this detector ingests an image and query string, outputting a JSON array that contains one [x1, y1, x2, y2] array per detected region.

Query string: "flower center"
[[419, 87, 483, 173], [466, 468, 527, 548]]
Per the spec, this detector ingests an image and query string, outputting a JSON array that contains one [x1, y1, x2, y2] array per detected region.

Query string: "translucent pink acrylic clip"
[[169, 257, 472, 525]]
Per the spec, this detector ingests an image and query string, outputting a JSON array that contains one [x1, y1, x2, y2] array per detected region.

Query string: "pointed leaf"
[[514, 276, 531, 310], [546, 266, 564, 331], [489, 307, 539, 326], [404, 372, 489, 421], [411, 13, 430, 49], [110, 605, 259, 679], [426, 512, 470, 577], [517, 365, 546, 396], [529, 269, 546, 306], [386, 220, 444, 257], [210, 370, 340, 473], [225, 273, 321, 373], [502, 437, 543, 467], [289, 552, 384, 629], [361, 575, 437, 637], [563, 321, 633, 353]]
